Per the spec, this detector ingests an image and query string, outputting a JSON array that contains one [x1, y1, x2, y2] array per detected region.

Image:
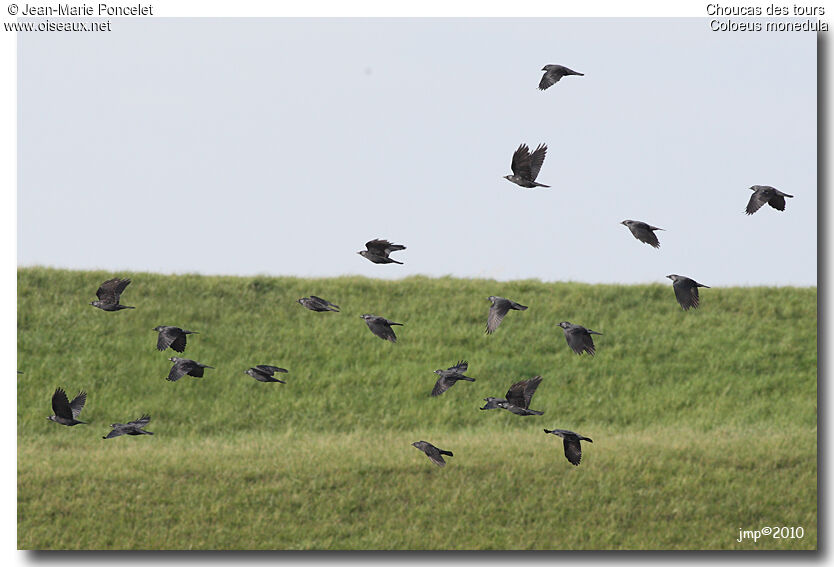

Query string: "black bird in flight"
[[620, 220, 664, 249], [245, 365, 288, 383], [486, 296, 527, 334], [103, 415, 153, 439], [539, 64, 584, 90], [90, 278, 134, 311], [481, 376, 544, 415], [412, 441, 454, 467], [47, 387, 87, 426], [431, 360, 475, 397], [360, 314, 403, 343], [745, 185, 794, 215], [153, 326, 198, 353], [558, 321, 603, 356], [297, 296, 340, 312], [666, 274, 710, 310], [167, 357, 214, 382], [504, 143, 550, 188], [358, 239, 406, 264], [544, 428, 593, 466]]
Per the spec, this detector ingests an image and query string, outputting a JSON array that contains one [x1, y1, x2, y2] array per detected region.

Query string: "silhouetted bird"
[[47, 388, 87, 426], [620, 220, 664, 249], [486, 296, 527, 334], [153, 326, 198, 353], [360, 314, 403, 343], [90, 278, 134, 311], [666, 274, 710, 310], [358, 239, 406, 264], [297, 296, 340, 312], [245, 365, 288, 383], [103, 415, 153, 439], [412, 441, 454, 467], [504, 143, 550, 188], [481, 376, 544, 415], [167, 357, 214, 382], [539, 64, 584, 90], [745, 185, 794, 215], [544, 428, 593, 466], [558, 321, 603, 356], [431, 360, 475, 396]]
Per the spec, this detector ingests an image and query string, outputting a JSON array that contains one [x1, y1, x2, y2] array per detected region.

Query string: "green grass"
[[17, 267, 817, 549]]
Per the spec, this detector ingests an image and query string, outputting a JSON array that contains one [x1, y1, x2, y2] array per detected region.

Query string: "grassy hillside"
[[17, 267, 817, 549]]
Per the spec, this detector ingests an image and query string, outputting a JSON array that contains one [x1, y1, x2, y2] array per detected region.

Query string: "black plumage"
[[538, 64, 584, 90], [245, 365, 288, 383], [620, 220, 664, 249], [745, 185, 794, 215], [357, 239, 406, 264], [544, 428, 593, 466], [504, 143, 550, 188], [431, 360, 475, 397], [103, 415, 153, 439], [297, 296, 340, 312], [47, 387, 87, 426], [480, 376, 544, 415], [558, 321, 603, 356], [153, 326, 198, 353], [666, 274, 710, 310], [166, 357, 214, 382], [360, 314, 403, 343], [486, 296, 527, 334], [412, 441, 454, 467], [90, 278, 134, 311]]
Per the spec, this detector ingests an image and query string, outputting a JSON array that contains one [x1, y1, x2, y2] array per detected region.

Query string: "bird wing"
[[673, 280, 699, 310], [745, 190, 768, 215], [366, 239, 404, 256], [486, 299, 511, 334], [539, 69, 560, 90], [256, 365, 288, 375], [629, 223, 660, 248], [424, 445, 446, 467], [367, 318, 397, 342], [449, 360, 468, 374], [506, 376, 541, 408], [565, 327, 595, 355], [51, 388, 73, 419], [431, 376, 452, 397], [156, 327, 177, 351], [527, 144, 548, 182], [103, 427, 126, 439], [563, 438, 583, 466], [69, 391, 87, 418], [188, 362, 206, 378], [311, 296, 339, 310], [768, 194, 787, 211], [170, 333, 188, 353], [167, 360, 188, 381], [97, 278, 130, 302], [128, 415, 151, 428], [510, 144, 532, 178]]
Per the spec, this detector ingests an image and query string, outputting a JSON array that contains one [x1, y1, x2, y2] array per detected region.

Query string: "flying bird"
[[558, 321, 603, 356], [47, 387, 87, 426], [431, 360, 475, 397], [297, 296, 340, 312], [153, 326, 198, 353], [89, 278, 134, 311], [481, 376, 544, 415], [245, 365, 288, 383], [103, 415, 153, 439], [486, 296, 528, 334], [539, 64, 584, 90], [620, 220, 664, 249], [544, 428, 593, 466], [504, 143, 550, 188], [166, 357, 214, 382], [745, 185, 794, 215], [360, 314, 403, 343], [666, 274, 710, 310], [358, 239, 406, 264], [412, 441, 454, 467]]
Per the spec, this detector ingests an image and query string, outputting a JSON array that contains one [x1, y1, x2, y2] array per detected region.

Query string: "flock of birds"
[[42, 63, 794, 468]]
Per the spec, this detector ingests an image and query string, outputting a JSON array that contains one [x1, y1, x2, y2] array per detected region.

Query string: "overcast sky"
[[17, 18, 817, 286]]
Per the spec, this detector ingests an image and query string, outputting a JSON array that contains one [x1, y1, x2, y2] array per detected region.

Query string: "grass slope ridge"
[[17, 267, 817, 549]]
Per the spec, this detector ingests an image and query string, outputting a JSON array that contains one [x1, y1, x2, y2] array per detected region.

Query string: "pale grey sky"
[[17, 18, 817, 286]]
